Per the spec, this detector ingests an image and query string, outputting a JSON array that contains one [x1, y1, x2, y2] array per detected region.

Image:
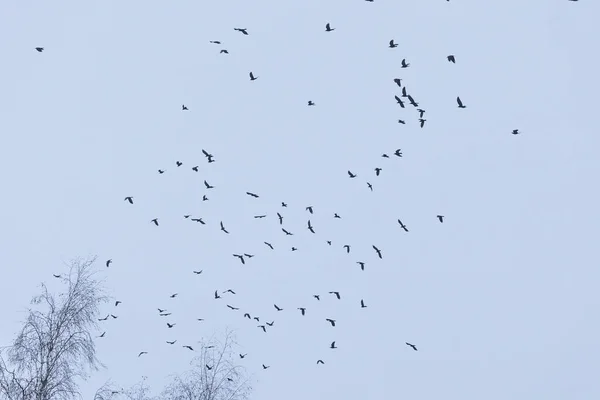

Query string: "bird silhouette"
[[209, 41, 221, 44], [394, 149, 403, 157], [262, 364, 270, 369], [106, 259, 112, 267], [308, 100, 315, 106], [406, 342, 418, 351], [227, 305, 239, 310], [35, 47, 44, 52], [182, 105, 188, 110], [151, 218, 159, 226], [389, 39, 398, 48], [313, 295, 321, 301], [512, 129, 520, 135], [204, 180, 214, 189], [317, 360, 325, 364], [437, 215, 445, 223], [183, 345, 194, 351], [419, 119, 426, 128], [375, 167, 382, 176], [343, 245, 350, 253], [138, 352, 148, 357], [249, 72, 258, 81], [240, 353, 247, 358], [329, 291, 341, 300], [361, 299, 367, 308], [193, 270, 203, 275], [298, 307, 306, 316], [398, 220, 409, 232], [348, 171, 357, 178], [393, 78, 402, 87], [325, 23, 335, 32], [166, 340, 176, 345], [447, 55, 456, 63], [330, 341, 337, 349], [234, 28, 248, 35], [220, 49, 229, 54], [357, 261, 365, 271], [456, 96, 466, 108], [326, 318, 336, 327], [372, 245, 383, 259], [307, 220, 315, 233], [170, 293, 178, 298], [395, 95, 405, 108], [417, 109, 426, 118], [233, 254, 245, 264], [115, 300, 122, 306], [246, 192, 259, 198], [220, 222, 229, 234], [264, 242, 274, 249], [214, 290, 221, 299], [401, 59, 410, 68], [124, 197, 133, 204], [274, 304, 283, 311]]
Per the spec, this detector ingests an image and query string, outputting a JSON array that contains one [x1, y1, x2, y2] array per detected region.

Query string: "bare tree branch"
[[0, 256, 110, 400], [122, 329, 252, 400]]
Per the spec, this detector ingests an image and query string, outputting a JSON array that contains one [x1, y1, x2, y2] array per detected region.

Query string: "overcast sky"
[[1, 0, 599, 399]]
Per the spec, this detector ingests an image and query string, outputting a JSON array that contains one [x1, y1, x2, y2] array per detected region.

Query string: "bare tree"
[[0, 256, 110, 400], [121, 330, 252, 400]]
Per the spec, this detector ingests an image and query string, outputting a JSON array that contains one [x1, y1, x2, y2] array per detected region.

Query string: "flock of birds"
[[35, 0, 583, 385]]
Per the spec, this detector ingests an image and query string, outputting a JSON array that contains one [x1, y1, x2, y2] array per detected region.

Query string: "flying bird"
[[282, 228, 293, 236], [233, 254, 245, 264], [417, 109, 425, 118], [274, 304, 283, 311], [298, 307, 306, 316], [214, 290, 221, 299], [220, 221, 229, 234], [401, 59, 410, 68], [204, 180, 214, 189], [361, 299, 367, 308], [456, 96, 466, 108], [317, 360, 325, 364], [343, 245, 350, 253], [329, 291, 341, 300], [512, 129, 520, 135], [124, 197, 133, 204], [170, 293, 178, 298], [367, 182, 373, 191], [106, 259, 112, 267], [330, 341, 337, 349], [227, 305, 239, 310], [246, 192, 259, 198], [220, 49, 229, 54], [183, 345, 194, 351], [249, 72, 258, 81], [375, 167, 382, 176], [182, 105, 188, 110], [277, 213, 284, 224], [406, 342, 418, 351], [389, 39, 398, 48], [398, 220, 409, 232], [394, 149, 403, 157], [447, 55, 456, 63], [437, 215, 445, 223], [193, 270, 203, 275], [306, 206, 314, 214], [357, 262, 365, 271], [115, 300, 121, 306], [262, 364, 270, 369], [138, 352, 148, 357], [372, 245, 383, 259], [308, 100, 315, 106], [307, 220, 315, 233], [325, 23, 335, 32], [176, 161, 182, 167], [264, 242, 274, 249], [348, 171, 357, 178], [234, 28, 248, 35], [313, 295, 321, 301], [393, 78, 402, 87], [395, 95, 405, 108], [166, 340, 176, 345], [35, 47, 44, 52], [326, 318, 336, 327], [209, 40, 221, 44], [151, 218, 159, 226], [419, 118, 426, 128]]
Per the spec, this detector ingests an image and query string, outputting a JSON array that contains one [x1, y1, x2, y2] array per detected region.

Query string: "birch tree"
[[0, 256, 109, 400]]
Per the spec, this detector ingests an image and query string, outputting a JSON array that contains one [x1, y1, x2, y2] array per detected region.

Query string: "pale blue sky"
[[1, 0, 599, 399]]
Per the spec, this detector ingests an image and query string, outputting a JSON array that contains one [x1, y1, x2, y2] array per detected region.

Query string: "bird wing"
[[457, 97, 463, 106]]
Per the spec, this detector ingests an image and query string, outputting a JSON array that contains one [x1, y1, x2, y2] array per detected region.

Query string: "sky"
[[1, 0, 599, 399]]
